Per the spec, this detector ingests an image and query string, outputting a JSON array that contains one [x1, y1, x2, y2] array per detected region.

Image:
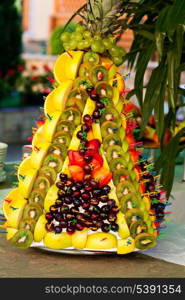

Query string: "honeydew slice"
[[6, 228, 18, 240], [54, 51, 83, 84], [34, 214, 47, 242], [44, 184, 59, 212], [30, 142, 51, 169], [44, 232, 72, 249], [117, 237, 135, 254], [85, 232, 117, 250], [18, 169, 38, 198], [3, 188, 23, 219], [5, 196, 27, 228], [116, 211, 130, 239], [44, 80, 73, 116]]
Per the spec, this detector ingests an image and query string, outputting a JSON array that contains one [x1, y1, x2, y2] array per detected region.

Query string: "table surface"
[[0, 163, 185, 278]]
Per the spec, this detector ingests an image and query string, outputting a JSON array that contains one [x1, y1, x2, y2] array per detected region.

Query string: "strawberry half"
[[68, 150, 85, 167], [92, 167, 112, 187]]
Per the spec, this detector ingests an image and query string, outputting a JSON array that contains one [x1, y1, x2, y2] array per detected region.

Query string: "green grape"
[[61, 32, 71, 42], [83, 39, 91, 49], [71, 32, 83, 41], [118, 47, 126, 57], [63, 42, 71, 51], [94, 35, 102, 41], [98, 45, 105, 54], [109, 45, 120, 57], [76, 24, 85, 33], [83, 31, 92, 39], [108, 35, 116, 44], [77, 40, 86, 50], [91, 41, 102, 53], [112, 56, 124, 66], [102, 38, 113, 49], [69, 40, 77, 50]]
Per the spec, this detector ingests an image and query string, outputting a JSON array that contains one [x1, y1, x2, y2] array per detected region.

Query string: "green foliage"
[[50, 23, 77, 55], [123, 0, 185, 195], [0, 0, 22, 98]]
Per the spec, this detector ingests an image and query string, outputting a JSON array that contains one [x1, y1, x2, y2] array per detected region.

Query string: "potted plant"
[[17, 64, 54, 107]]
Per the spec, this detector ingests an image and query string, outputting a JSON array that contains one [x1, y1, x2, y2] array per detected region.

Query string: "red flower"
[[43, 64, 51, 72], [31, 65, 38, 70], [17, 65, 25, 71], [7, 69, 16, 76]]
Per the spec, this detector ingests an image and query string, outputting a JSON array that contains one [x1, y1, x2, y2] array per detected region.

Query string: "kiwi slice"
[[23, 203, 42, 221], [120, 193, 140, 214], [79, 62, 91, 78], [135, 233, 157, 250], [39, 166, 57, 183], [56, 120, 75, 134], [113, 168, 130, 185], [109, 158, 127, 172], [106, 145, 124, 162], [116, 181, 136, 199], [73, 77, 92, 89], [95, 82, 113, 99], [101, 121, 120, 138], [19, 219, 36, 232], [90, 65, 108, 85], [10, 229, 33, 249], [53, 131, 71, 146], [83, 51, 100, 65], [66, 97, 85, 113], [48, 143, 67, 160], [43, 154, 63, 173], [100, 106, 121, 126], [103, 133, 122, 151], [125, 208, 144, 227], [130, 220, 148, 238], [68, 88, 88, 101], [60, 108, 81, 125], [34, 174, 51, 191], [29, 189, 46, 206]]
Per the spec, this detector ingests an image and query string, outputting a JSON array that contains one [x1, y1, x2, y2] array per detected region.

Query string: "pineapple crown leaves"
[[63, 0, 139, 37]]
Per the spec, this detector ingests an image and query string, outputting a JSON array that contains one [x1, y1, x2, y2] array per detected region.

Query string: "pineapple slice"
[[44, 232, 72, 250]]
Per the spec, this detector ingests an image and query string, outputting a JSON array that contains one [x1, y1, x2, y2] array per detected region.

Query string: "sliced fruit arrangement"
[[2, 0, 167, 254]]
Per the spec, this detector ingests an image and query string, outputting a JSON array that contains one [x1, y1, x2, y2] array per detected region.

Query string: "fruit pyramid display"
[[2, 0, 167, 254]]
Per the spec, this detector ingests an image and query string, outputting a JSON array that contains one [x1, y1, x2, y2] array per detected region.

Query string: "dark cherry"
[[75, 181, 84, 190], [89, 179, 99, 189], [55, 199, 63, 206], [77, 130, 85, 140], [45, 223, 54, 232], [107, 199, 116, 208], [66, 227, 75, 234], [55, 213, 63, 222], [66, 213, 75, 220], [56, 181, 65, 189], [70, 207, 79, 215], [83, 114, 92, 123], [59, 173, 68, 181], [84, 154, 93, 163], [101, 205, 111, 214], [108, 213, 117, 222], [111, 206, 119, 214], [92, 110, 101, 119], [146, 183, 155, 192], [93, 206, 101, 214], [50, 205, 58, 212], [45, 213, 53, 221], [82, 202, 90, 210], [93, 189, 102, 197], [76, 223, 84, 231], [94, 220, 104, 228], [64, 196, 73, 205], [84, 183, 93, 191], [55, 226, 62, 234], [84, 165, 92, 174], [96, 102, 105, 109], [102, 185, 111, 195], [60, 220, 68, 228], [76, 213, 86, 222], [73, 198, 82, 207], [81, 192, 91, 200], [58, 190, 65, 198], [84, 220, 93, 227], [61, 205, 69, 213], [100, 195, 109, 203], [91, 213, 99, 220], [80, 140, 88, 148], [101, 223, 110, 233], [86, 86, 94, 94], [72, 191, 81, 198], [111, 223, 119, 232], [79, 149, 86, 156], [81, 124, 91, 133], [90, 90, 99, 101], [100, 213, 108, 220], [90, 225, 98, 231], [89, 198, 99, 205]]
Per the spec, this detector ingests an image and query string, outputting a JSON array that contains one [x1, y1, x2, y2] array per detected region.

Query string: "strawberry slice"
[[69, 165, 85, 181], [92, 167, 112, 187], [90, 153, 103, 170], [86, 139, 100, 156], [68, 150, 85, 167]]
